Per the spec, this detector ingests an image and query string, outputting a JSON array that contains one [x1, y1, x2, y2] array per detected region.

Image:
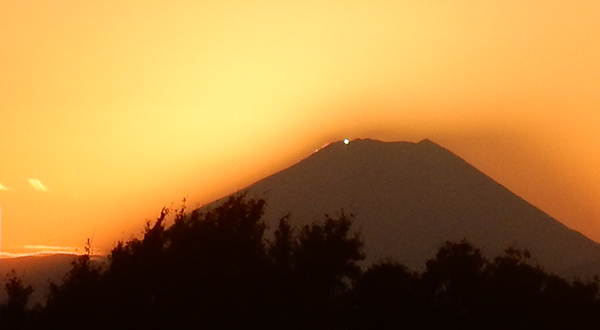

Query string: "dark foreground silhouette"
[[2, 195, 600, 329]]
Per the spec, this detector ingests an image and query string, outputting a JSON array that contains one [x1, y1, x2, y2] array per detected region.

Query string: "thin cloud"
[[23, 245, 79, 251], [0, 251, 84, 259], [0, 245, 106, 259], [0, 252, 26, 259], [0, 245, 81, 259], [28, 179, 48, 192]]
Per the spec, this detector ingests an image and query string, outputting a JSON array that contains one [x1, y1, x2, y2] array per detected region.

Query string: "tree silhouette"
[[0, 270, 34, 330], [268, 212, 364, 329], [268, 215, 294, 272], [295, 212, 363, 297], [11, 196, 600, 329], [483, 247, 600, 329], [35, 195, 365, 330], [41, 240, 103, 329], [421, 240, 488, 328], [351, 261, 423, 329]]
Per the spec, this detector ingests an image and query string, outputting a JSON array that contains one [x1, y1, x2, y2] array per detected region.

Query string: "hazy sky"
[[1, 1, 599, 256]]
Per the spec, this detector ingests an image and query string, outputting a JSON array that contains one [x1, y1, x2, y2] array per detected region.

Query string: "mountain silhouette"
[[6, 138, 599, 306], [0, 254, 79, 306], [210, 138, 600, 278]]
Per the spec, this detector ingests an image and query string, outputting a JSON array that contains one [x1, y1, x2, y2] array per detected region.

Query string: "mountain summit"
[[229, 138, 600, 277]]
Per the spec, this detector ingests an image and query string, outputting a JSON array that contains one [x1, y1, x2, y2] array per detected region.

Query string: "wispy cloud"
[[23, 245, 79, 252], [0, 182, 8, 190], [0, 251, 76, 259], [28, 179, 48, 192], [0, 245, 106, 259], [1, 245, 83, 259], [0, 252, 30, 258]]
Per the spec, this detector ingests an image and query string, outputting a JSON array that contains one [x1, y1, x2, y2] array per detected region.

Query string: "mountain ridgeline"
[[237, 138, 600, 278], [4, 138, 600, 329]]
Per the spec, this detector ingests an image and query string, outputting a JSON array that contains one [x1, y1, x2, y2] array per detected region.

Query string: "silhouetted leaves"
[[4, 196, 600, 329], [0, 270, 34, 330], [422, 239, 487, 328], [352, 262, 423, 329]]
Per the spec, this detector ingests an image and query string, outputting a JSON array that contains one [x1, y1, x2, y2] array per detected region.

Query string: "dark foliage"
[[351, 262, 424, 329], [0, 270, 34, 330], [2, 196, 600, 329], [349, 241, 600, 330], [3, 195, 363, 330], [422, 239, 488, 328]]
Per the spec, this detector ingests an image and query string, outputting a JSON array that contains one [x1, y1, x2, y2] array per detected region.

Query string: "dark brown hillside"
[[219, 138, 600, 278], [0, 255, 77, 305]]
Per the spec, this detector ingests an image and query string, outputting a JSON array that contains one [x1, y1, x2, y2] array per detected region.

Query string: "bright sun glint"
[[343, 139, 350, 145]]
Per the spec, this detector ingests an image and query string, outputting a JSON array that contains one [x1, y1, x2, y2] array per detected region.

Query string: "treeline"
[[2, 195, 600, 329]]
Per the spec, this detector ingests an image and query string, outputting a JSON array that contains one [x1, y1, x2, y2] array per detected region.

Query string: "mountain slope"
[[0, 254, 107, 306], [222, 138, 600, 278], [0, 254, 76, 305]]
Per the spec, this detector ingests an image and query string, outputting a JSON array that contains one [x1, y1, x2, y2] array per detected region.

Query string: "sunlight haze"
[[1, 1, 599, 256]]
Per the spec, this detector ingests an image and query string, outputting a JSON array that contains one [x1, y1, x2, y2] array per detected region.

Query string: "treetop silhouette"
[[2, 195, 600, 330]]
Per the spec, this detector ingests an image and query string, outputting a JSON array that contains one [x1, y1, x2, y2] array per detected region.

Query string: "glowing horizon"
[[1, 1, 600, 257]]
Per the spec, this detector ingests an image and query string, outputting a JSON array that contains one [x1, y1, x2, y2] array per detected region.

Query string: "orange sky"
[[1, 1, 599, 257]]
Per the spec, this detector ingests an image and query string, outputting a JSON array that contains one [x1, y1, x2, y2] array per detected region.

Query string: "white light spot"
[[0, 182, 8, 190], [343, 138, 350, 145], [28, 179, 48, 192]]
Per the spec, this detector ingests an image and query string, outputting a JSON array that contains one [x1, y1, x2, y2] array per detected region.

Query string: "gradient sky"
[[1, 1, 599, 257]]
